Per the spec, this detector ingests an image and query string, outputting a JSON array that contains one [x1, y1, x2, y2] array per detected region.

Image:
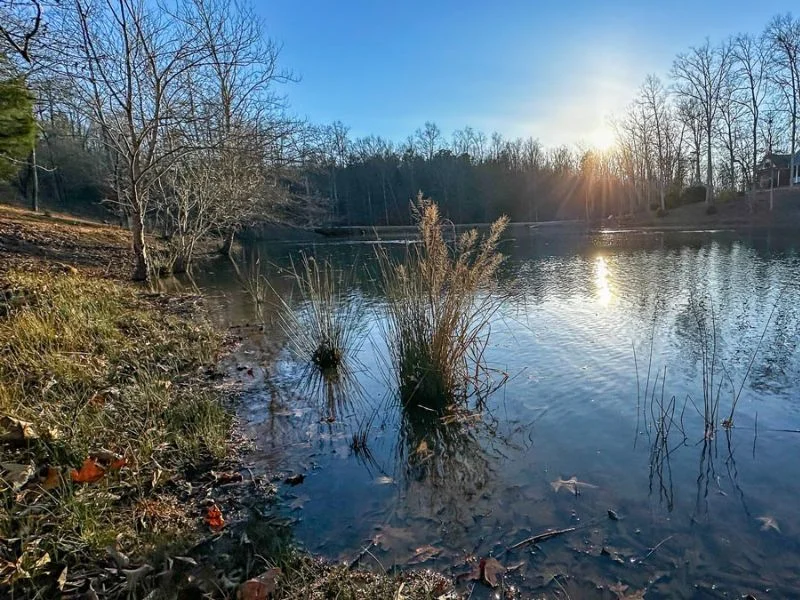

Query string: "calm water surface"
[[195, 227, 800, 599]]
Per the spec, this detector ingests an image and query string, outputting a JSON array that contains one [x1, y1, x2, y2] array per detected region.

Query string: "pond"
[[194, 226, 800, 598]]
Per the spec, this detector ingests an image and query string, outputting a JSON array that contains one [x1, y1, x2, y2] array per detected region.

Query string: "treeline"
[[295, 123, 632, 225], [1, 3, 799, 279]]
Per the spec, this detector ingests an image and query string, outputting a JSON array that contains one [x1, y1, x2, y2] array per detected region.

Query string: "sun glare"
[[589, 126, 617, 151]]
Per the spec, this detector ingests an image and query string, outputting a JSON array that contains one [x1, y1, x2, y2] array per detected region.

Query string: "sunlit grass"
[[0, 268, 228, 592], [378, 194, 509, 408]]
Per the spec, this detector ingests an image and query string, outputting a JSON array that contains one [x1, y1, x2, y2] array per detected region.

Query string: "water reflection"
[[594, 255, 614, 307], [193, 228, 800, 597]]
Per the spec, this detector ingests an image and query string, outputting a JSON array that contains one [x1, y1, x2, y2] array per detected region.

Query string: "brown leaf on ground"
[[0, 416, 38, 443], [70, 458, 105, 483], [237, 567, 280, 600], [40, 466, 62, 490], [1, 462, 35, 491], [205, 504, 225, 531]]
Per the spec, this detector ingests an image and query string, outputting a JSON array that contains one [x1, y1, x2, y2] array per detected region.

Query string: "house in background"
[[757, 152, 800, 188]]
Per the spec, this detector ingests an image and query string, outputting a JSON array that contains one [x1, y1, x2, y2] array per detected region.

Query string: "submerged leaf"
[[756, 515, 780, 532], [481, 557, 505, 588], [407, 544, 440, 565], [550, 476, 597, 494]]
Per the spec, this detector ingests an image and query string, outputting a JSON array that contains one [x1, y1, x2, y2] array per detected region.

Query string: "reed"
[[273, 253, 364, 373], [378, 194, 508, 408]]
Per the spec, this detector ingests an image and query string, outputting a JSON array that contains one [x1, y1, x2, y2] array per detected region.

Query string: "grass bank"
[[0, 266, 231, 596], [0, 206, 461, 599]]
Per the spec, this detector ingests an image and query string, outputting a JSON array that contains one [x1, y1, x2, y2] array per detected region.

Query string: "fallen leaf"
[[40, 466, 62, 490], [205, 504, 225, 531], [56, 566, 67, 591], [109, 457, 127, 471], [237, 567, 280, 600], [609, 581, 629, 597], [415, 440, 430, 456], [407, 545, 440, 565], [284, 473, 304, 485], [0, 416, 38, 444], [463, 557, 505, 588], [1, 462, 35, 491], [481, 557, 505, 588], [550, 476, 598, 494], [70, 458, 105, 484], [757, 515, 780, 532], [212, 470, 243, 485], [608, 509, 621, 521]]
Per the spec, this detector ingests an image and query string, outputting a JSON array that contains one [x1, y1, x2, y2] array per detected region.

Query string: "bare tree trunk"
[[220, 228, 236, 256], [131, 208, 149, 281], [706, 135, 714, 205], [30, 147, 39, 212]]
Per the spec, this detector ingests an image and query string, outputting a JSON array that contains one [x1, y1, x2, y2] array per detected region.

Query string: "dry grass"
[[0, 267, 229, 596], [271, 253, 365, 372], [379, 195, 508, 408]]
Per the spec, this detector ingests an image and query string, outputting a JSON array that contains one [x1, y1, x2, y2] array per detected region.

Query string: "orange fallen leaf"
[[205, 504, 225, 531], [41, 466, 62, 490], [109, 457, 127, 471], [237, 568, 280, 600], [70, 458, 105, 483]]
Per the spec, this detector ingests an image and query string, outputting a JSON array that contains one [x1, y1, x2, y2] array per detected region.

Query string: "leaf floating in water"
[[375, 476, 394, 485], [284, 473, 305, 486], [550, 476, 598, 494], [415, 440, 430, 456], [406, 544, 440, 565], [609, 582, 629, 596], [757, 515, 780, 532]]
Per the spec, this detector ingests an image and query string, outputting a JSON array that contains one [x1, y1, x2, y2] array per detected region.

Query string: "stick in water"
[[508, 526, 578, 551]]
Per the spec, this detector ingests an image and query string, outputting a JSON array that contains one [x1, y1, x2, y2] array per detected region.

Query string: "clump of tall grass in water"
[[273, 253, 364, 372], [379, 195, 509, 408]]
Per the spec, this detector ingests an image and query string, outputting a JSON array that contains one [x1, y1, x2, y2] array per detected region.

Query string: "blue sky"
[[259, 1, 784, 148]]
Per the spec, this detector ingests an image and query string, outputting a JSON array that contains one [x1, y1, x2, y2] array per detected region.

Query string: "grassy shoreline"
[[0, 205, 461, 599]]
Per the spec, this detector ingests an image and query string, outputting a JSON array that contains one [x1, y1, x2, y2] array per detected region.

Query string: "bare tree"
[[672, 39, 733, 205], [415, 121, 443, 162], [765, 14, 800, 187], [0, 0, 44, 63], [731, 32, 768, 204], [638, 75, 681, 211], [64, 0, 211, 280]]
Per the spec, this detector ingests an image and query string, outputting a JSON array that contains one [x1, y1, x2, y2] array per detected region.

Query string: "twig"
[[508, 526, 577, 551], [641, 534, 673, 562], [348, 539, 376, 570]]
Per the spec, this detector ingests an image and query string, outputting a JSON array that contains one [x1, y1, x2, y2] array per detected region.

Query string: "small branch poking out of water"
[[507, 526, 578, 551]]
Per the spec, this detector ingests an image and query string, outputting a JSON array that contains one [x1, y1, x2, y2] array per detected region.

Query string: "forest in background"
[[0, 1, 799, 277]]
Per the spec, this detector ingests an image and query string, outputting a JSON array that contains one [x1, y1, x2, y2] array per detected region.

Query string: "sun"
[[589, 125, 617, 151]]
